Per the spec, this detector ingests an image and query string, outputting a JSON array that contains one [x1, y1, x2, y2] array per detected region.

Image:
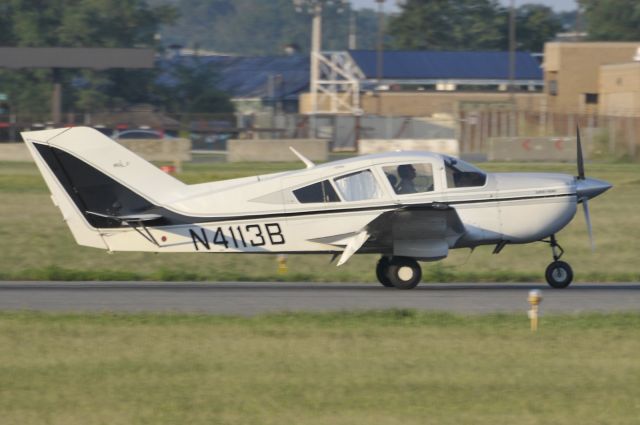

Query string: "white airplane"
[[22, 126, 611, 289]]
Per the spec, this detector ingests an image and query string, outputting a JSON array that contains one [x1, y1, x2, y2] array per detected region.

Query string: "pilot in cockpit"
[[396, 164, 417, 194]]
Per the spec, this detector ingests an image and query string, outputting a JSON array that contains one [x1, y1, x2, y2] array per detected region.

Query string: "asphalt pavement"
[[0, 282, 639, 315]]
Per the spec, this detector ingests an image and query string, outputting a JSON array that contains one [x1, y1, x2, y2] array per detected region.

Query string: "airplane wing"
[[335, 203, 466, 265]]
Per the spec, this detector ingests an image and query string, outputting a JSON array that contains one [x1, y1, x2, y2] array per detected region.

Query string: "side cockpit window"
[[383, 163, 434, 195], [333, 169, 382, 201], [444, 156, 487, 188], [293, 180, 340, 203]]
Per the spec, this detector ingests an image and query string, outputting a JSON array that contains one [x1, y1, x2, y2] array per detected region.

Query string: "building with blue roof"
[[300, 50, 544, 116], [349, 50, 542, 87], [157, 53, 309, 113], [159, 49, 543, 116]]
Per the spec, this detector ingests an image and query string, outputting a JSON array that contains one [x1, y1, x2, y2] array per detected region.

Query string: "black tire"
[[376, 257, 394, 287], [545, 261, 573, 288], [387, 257, 422, 290]]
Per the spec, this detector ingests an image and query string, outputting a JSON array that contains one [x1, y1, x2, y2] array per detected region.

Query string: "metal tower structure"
[[294, 0, 364, 115]]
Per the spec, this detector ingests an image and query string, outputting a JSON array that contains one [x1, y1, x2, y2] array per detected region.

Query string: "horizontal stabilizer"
[[86, 211, 162, 224]]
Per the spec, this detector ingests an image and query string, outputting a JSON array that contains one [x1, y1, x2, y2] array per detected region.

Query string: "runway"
[[0, 282, 639, 315]]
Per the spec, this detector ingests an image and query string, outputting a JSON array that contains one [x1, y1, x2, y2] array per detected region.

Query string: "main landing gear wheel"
[[385, 257, 422, 290], [544, 234, 574, 289], [376, 257, 394, 287], [545, 261, 573, 289]]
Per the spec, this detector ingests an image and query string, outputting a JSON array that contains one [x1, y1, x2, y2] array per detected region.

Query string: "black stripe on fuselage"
[[176, 193, 575, 224], [34, 142, 575, 228]]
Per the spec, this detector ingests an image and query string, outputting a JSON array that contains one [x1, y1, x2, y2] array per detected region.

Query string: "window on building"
[[444, 156, 487, 188], [293, 180, 340, 203], [333, 170, 382, 201], [548, 80, 558, 96], [382, 163, 434, 195], [585, 93, 599, 105]]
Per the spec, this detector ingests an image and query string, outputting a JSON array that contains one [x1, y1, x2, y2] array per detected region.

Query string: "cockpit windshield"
[[443, 156, 487, 188]]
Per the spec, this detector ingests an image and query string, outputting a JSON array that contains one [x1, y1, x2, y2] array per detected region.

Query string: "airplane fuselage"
[[99, 170, 579, 257]]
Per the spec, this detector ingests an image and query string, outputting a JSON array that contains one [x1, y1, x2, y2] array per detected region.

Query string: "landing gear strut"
[[543, 235, 573, 289], [376, 256, 422, 290]]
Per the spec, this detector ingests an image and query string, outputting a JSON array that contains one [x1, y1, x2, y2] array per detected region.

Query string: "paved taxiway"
[[0, 282, 639, 315]]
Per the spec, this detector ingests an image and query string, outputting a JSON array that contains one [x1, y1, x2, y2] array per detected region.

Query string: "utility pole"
[[508, 0, 517, 137], [349, 9, 357, 50], [310, 2, 322, 123], [376, 0, 385, 116], [508, 0, 516, 102]]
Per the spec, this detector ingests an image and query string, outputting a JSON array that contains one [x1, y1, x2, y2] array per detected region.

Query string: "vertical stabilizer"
[[21, 127, 187, 249]]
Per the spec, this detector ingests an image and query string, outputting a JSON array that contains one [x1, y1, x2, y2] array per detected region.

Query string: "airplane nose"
[[576, 177, 612, 200]]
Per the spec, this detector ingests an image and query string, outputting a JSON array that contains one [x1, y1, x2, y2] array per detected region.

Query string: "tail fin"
[[21, 127, 186, 249]]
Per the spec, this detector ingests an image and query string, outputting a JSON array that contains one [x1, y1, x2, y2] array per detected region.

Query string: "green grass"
[[1, 310, 639, 425], [0, 160, 639, 282]]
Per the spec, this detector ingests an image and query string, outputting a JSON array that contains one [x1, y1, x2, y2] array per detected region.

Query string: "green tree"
[[0, 70, 52, 117], [152, 0, 378, 55], [580, 0, 640, 40], [388, 1, 561, 52], [155, 59, 234, 114], [513, 4, 563, 52], [0, 0, 181, 115], [0, 2, 16, 45], [387, 0, 506, 51], [557, 10, 578, 32], [3, 0, 176, 47]]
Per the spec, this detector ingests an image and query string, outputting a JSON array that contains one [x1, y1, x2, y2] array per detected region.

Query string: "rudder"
[[21, 127, 187, 248]]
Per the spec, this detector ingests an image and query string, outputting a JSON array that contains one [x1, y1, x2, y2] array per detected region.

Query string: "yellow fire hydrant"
[[277, 254, 288, 274], [527, 289, 543, 332]]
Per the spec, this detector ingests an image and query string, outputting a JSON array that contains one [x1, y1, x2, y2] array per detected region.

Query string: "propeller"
[[581, 198, 594, 251], [576, 126, 585, 181], [575, 126, 594, 251]]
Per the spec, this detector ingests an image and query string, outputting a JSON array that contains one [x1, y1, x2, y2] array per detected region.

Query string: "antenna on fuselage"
[[289, 146, 315, 169]]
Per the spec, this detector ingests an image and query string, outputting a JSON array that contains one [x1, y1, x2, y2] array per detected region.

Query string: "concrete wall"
[[544, 42, 640, 114], [488, 137, 577, 161], [0, 138, 191, 168], [299, 91, 545, 116], [329, 115, 456, 150], [0, 143, 32, 161], [359, 139, 459, 157], [118, 138, 191, 162], [359, 92, 544, 116], [227, 139, 328, 162], [599, 62, 640, 116]]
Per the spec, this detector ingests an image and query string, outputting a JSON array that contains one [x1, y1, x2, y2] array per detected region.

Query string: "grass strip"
[[1, 310, 639, 425]]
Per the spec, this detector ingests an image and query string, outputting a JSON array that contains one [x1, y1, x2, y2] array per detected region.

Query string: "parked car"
[[112, 129, 172, 140]]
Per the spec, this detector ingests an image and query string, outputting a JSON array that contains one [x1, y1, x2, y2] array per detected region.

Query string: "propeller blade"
[[581, 198, 594, 251], [576, 126, 585, 180]]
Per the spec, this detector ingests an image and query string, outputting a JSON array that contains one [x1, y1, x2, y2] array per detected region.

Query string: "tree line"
[[0, 0, 638, 116]]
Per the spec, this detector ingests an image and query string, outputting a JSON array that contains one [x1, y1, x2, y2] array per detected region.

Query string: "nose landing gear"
[[376, 256, 422, 290], [543, 235, 574, 288]]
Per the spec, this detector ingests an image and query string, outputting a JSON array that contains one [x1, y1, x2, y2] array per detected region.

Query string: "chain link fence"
[[2, 109, 638, 161]]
